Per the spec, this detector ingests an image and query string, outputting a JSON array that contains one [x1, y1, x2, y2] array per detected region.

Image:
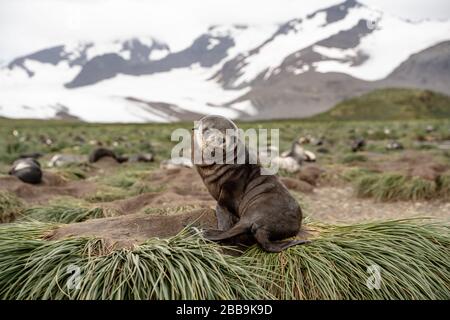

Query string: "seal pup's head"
[[192, 115, 242, 166]]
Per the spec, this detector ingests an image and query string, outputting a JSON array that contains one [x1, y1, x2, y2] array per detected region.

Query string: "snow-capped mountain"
[[1, 0, 449, 122]]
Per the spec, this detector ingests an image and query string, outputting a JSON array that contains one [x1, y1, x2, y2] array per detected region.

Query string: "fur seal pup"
[[160, 157, 193, 170], [9, 158, 43, 184], [271, 155, 301, 173], [192, 115, 308, 253], [386, 140, 404, 151], [48, 154, 87, 167], [285, 141, 316, 163]]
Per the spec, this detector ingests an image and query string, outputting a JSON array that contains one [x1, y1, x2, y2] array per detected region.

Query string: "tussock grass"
[[51, 164, 93, 181], [356, 173, 407, 200], [341, 154, 368, 164], [47, 196, 90, 207], [342, 167, 376, 181], [0, 219, 448, 300], [144, 204, 205, 215], [86, 168, 163, 201], [84, 186, 128, 203], [21, 199, 120, 223], [354, 172, 445, 201], [131, 181, 166, 195], [0, 224, 272, 300], [98, 168, 149, 189], [407, 177, 438, 200], [102, 174, 137, 189], [0, 191, 24, 223], [84, 184, 165, 203], [21, 206, 107, 223], [246, 219, 450, 300], [415, 143, 438, 150], [437, 174, 450, 200]]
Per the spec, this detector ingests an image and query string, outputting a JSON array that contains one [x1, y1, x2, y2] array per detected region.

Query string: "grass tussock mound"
[[341, 153, 368, 164], [22, 206, 110, 223], [51, 164, 92, 181], [0, 191, 24, 223], [353, 171, 450, 201], [0, 219, 448, 300], [247, 219, 449, 300], [437, 175, 450, 201], [0, 224, 270, 300]]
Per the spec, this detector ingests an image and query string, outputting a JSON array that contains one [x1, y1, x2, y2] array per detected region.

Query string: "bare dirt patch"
[[280, 177, 314, 193], [296, 164, 324, 186], [0, 172, 97, 205], [302, 186, 450, 223], [147, 168, 207, 192]]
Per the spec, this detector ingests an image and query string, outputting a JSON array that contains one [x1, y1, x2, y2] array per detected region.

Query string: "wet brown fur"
[[193, 115, 309, 252]]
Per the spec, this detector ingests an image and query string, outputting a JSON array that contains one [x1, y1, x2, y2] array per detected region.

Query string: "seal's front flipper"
[[202, 228, 222, 239], [215, 205, 237, 231]]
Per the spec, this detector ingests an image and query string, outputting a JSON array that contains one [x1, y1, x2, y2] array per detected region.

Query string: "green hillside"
[[314, 88, 450, 121]]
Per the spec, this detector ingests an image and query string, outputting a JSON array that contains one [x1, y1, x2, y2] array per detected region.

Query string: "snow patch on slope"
[[82, 64, 248, 118], [313, 45, 356, 60], [0, 62, 247, 122], [313, 17, 450, 80], [233, 6, 380, 86], [149, 48, 170, 61], [208, 24, 279, 68], [230, 100, 258, 116]]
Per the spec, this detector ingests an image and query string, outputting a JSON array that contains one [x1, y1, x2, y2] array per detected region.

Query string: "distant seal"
[[160, 157, 193, 170], [284, 141, 316, 163], [88, 148, 128, 163], [192, 115, 308, 253], [351, 138, 366, 152], [386, 140, 404, 151], [48, 154, 87, 167], [128, 153, 154, 163], [273, 141, 316, 173], [9, 158, 42, 184]]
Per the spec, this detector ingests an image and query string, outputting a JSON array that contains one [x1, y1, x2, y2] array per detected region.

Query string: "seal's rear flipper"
[[275, 239, 311, 251], [203, 221, 250, 241], [254, 228, 310, 253]]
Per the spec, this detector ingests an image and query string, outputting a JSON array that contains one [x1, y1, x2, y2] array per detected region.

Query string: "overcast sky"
[[1, 0, 449, 63]]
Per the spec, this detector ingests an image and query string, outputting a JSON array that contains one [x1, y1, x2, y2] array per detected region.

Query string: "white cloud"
[[360, 0, 450, 22]]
